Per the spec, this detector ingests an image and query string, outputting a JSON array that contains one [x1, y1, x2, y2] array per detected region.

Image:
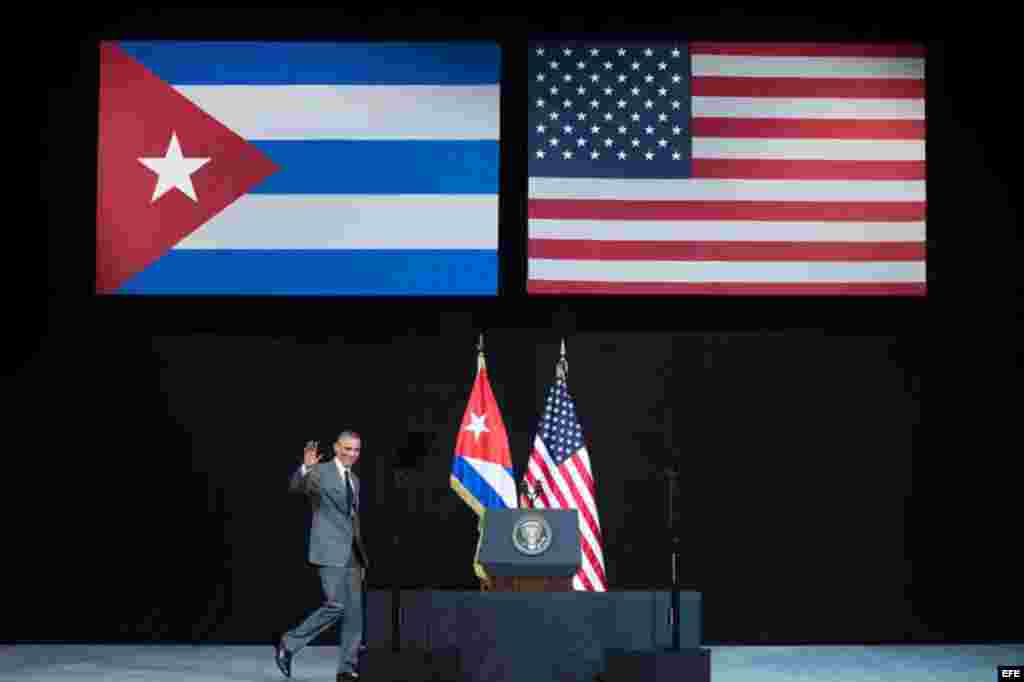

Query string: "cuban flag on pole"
[[451, 347, 517, 516], [451, 343, 517, 583], [97, 41, 500, 295]]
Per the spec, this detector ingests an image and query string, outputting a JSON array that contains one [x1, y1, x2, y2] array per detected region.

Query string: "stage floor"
[[2, 643, 1021, 681]]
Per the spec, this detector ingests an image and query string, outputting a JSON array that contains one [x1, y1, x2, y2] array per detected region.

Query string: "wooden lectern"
[[486, 574, 571, 592], [475, 509, 580, 592]]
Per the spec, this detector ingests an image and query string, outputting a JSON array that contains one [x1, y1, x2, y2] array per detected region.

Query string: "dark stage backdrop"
[[15, 8, 1020, 648], [7, 323, 1020, 644]]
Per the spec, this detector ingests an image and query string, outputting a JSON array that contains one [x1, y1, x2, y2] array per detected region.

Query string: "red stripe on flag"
[[554, 458, 605, 572], [529, 239, 926, 262], [692, 117, 925, 140], [578, 531, 607, 589], [575, 565, 596, 592], [566, 456, 603, 536], [693, 76, 924, 99], [692, 159, 926, 181], [528, 199, 926, 222], [691, 42, 926, 58], [564, 479, 603, 554], [570, 452, 596, 496], [575, 521, 606, 584], [527, 281, 928, 295]]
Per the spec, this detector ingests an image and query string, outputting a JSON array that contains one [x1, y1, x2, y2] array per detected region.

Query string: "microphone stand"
[[664, 467, 681, 652], [392, 468, 408, 654]]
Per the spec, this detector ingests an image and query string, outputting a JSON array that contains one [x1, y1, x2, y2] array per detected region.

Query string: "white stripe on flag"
[[692, 97, 924, 120], [465, 457, 518, 508], [529, 219, 927, 243], [564, 454, 603, 535], [574, 447, 596, 485], [692, 137, 925, 161], [175, 194, 499, 250], [174, 84, 501, 140], [579, 544, 603, 591], [528, 259, 927, 283], [529, 177, 926, 202], [691, 55, 925, 79]]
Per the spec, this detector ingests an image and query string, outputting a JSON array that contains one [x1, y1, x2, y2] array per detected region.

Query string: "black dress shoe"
[[337, 672, 359, 681], [274, 640, 293, 678]]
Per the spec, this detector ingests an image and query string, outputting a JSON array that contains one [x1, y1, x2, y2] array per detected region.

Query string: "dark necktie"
[[344, 469, 356, 516]]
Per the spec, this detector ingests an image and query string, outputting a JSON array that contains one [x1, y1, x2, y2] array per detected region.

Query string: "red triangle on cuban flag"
[[454, 367, 513, 468], [96, 42, 279, 294]]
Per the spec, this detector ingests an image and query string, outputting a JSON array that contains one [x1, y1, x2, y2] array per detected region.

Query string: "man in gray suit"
[[275, 430, 369, 681]]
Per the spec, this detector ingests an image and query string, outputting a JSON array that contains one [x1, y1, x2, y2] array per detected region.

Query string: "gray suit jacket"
[[289, 460, 369, 570]]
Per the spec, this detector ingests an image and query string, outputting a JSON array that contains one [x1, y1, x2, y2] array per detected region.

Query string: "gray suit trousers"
[[282, 554, 364, 674]]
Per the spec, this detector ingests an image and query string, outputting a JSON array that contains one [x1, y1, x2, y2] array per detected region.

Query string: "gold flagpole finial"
[[477, 333, 486, 371], [556, 338, 568, 381]]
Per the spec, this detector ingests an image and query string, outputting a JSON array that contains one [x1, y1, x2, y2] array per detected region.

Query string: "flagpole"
[[557, 338, 568, 381], [519, 340, 567, 509], [473, 332, 491, 591]]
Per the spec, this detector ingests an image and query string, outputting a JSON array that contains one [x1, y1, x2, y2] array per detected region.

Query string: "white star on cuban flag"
[[463, 411, 491, 441], [137, 131, 210, 203]]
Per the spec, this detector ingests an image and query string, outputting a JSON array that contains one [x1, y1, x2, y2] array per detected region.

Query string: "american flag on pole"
[[521, 343, 607, 591], [527, 42, 926, 295]]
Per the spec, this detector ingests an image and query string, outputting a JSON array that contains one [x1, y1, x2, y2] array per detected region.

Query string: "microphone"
[[519, 479, 539, 505]]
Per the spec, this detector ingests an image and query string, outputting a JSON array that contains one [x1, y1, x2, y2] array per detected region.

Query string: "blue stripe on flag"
[[452, 456, 514, 509], [251, 140, 499, 194], [116, 41, 501, 85], [118, 250, 498, 295]]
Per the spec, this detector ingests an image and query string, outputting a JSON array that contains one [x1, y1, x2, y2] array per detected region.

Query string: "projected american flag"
[[527, 42, 926, 295]]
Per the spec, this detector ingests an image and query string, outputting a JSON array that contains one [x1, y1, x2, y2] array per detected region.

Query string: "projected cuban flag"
[[96, 41, 500, 295]]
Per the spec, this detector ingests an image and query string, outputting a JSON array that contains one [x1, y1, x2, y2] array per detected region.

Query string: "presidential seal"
[[512, 514, 553, 556]]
